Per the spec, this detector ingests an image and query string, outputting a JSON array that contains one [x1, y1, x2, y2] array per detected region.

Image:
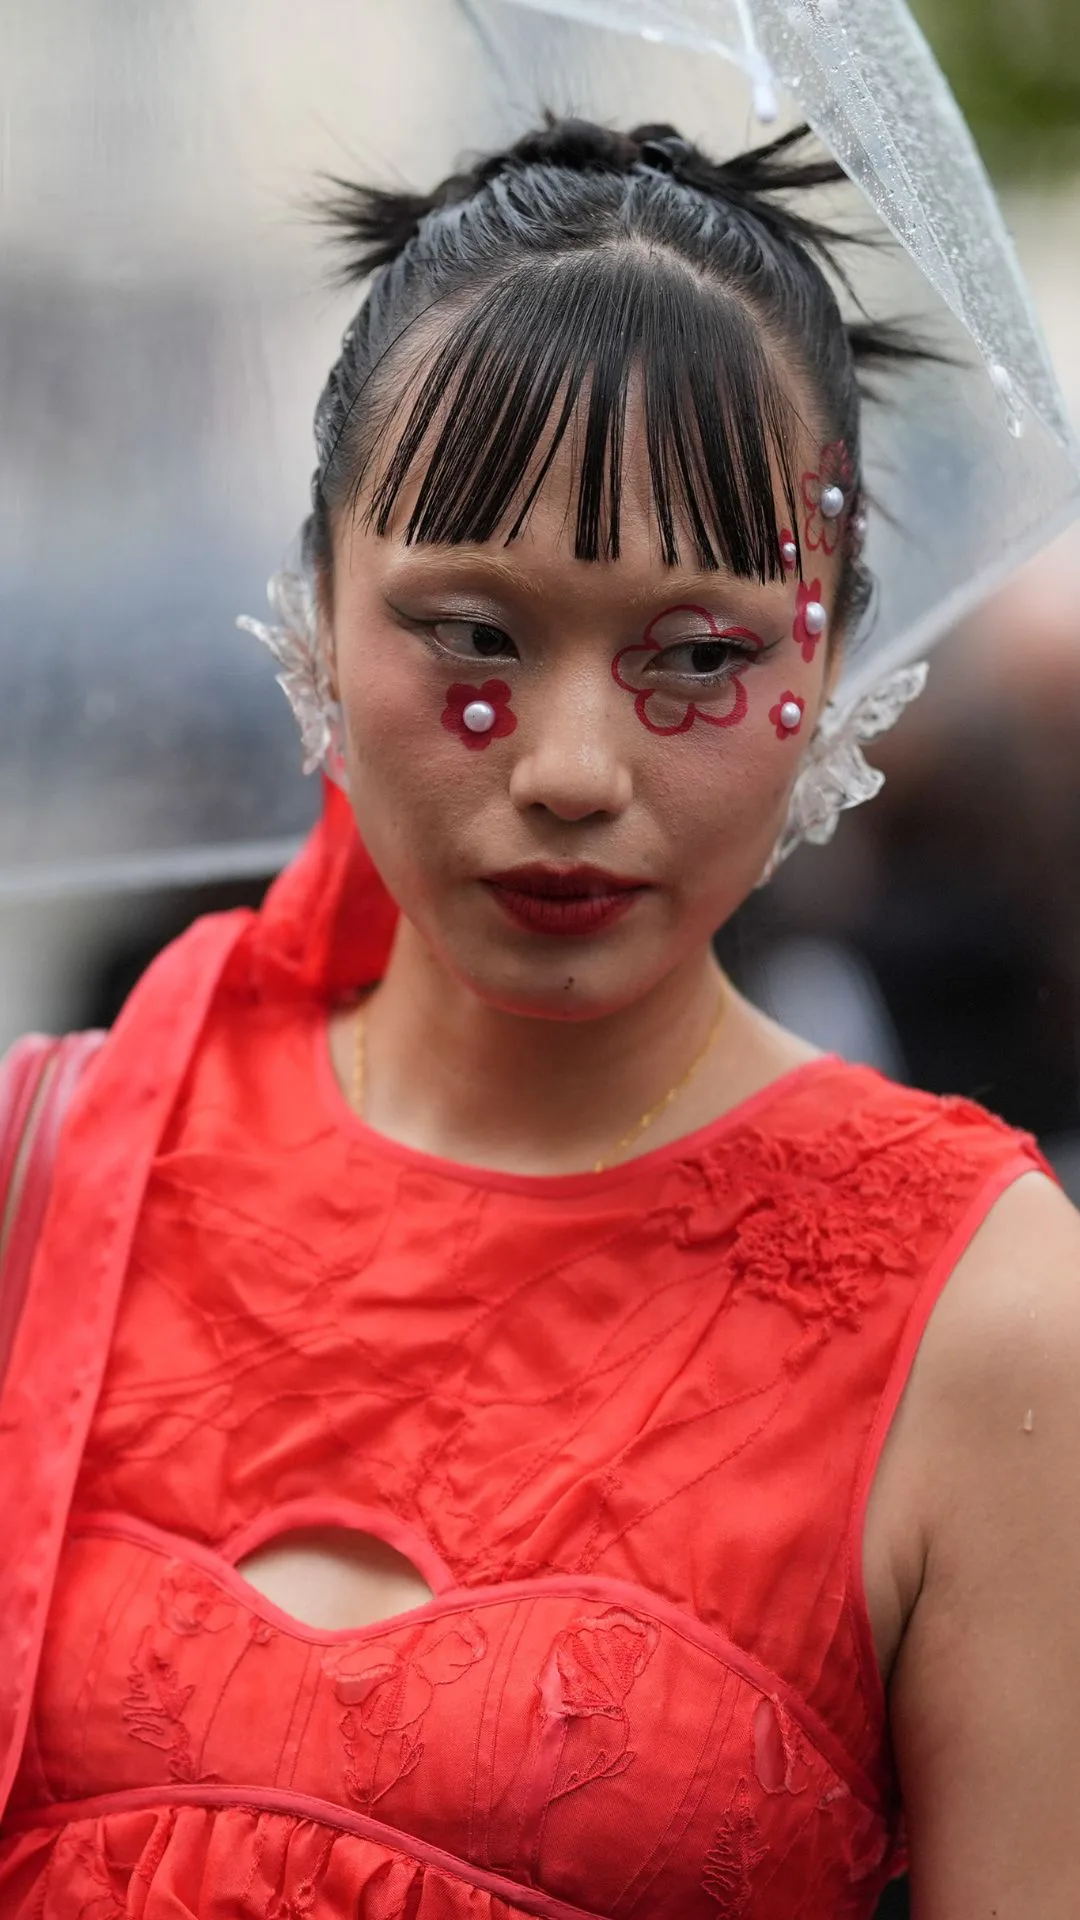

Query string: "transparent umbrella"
[[3, 0, 1077, 899]]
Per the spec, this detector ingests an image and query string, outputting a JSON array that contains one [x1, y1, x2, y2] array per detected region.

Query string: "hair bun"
[[316, 117, 639, 282], [316, 116, 848, 287], [630, 125, 695, 174], [488, 116, 639, 179]]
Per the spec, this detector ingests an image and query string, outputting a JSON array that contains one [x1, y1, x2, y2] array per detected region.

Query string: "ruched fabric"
[[0, 1805, 564, 1919]]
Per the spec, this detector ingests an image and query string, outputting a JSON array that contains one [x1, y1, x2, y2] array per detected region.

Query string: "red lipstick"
[[484, 863, 649, 937]]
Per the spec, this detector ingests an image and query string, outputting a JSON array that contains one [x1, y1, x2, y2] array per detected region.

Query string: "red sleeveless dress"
[[0, 789, 1048, 1918]]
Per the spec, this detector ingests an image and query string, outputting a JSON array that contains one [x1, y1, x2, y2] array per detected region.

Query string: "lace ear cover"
[[237, 571, 348, 789], [760, 662, 930, 884]]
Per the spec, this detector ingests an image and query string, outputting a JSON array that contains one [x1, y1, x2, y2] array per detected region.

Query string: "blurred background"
[[2, 7, 1077, 1912]]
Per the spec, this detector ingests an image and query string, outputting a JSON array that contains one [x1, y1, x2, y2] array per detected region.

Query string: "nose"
[[508, 669, 632, 822]]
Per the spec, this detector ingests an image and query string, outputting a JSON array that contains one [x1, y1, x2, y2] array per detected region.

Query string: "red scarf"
[[0, 783, 390, 1813]]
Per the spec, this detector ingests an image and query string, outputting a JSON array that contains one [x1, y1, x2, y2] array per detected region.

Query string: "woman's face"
[[326, 407, 843, 1022]]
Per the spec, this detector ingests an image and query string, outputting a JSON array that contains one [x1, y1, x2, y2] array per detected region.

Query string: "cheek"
[[636, 682, 813, 881], [337, 636, 430, 755], [641, 722, 796, 867], [335, 634, 513, 882]]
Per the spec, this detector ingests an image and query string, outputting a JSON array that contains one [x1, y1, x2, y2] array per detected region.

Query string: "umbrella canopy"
[[3, 0, 1077, 897]]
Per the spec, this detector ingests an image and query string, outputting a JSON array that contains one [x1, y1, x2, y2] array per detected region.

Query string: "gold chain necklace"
[[352, 984, 727, 1174], [591, 988, 727, 1172]]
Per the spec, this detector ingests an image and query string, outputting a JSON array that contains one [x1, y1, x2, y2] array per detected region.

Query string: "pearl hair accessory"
[[779, 700, 803, 731], [819, 484, 846, 519], [462, 699, 497, 734], [802, 600, 828, 637]]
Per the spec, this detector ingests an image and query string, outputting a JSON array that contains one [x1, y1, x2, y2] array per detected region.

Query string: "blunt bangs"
[[360, 248, 804, 577]]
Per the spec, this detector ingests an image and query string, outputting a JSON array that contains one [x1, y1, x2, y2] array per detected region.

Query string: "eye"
[[431, 619, 518, 662], [649, 636, 757, 680]]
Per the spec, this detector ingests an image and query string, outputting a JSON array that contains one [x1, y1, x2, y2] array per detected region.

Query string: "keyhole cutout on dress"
[[235, 1526, 435, 1632]]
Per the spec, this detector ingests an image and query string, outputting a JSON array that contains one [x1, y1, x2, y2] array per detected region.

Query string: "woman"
[[1, 118, 1079, 1919]]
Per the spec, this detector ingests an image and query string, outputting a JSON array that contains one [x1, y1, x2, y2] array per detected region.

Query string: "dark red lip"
[[486, 863, 648, 897], [483, 864, 650, 938]]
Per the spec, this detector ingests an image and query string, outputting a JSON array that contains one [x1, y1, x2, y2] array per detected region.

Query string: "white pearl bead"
[[462, 700, 496, 734], [819, 484, 845, 519], [803, 600, 828, 636], [779, 701, 803, 730], [781, 540, 798, 569]]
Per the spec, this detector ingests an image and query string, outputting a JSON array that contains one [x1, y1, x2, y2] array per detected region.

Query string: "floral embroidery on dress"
[[539, 1606, 659, 1764], [329, 1617, 487, 1809], [505, 1607, 660, 1876], [821, 1783, 891, 1883], [675, 1105, 984, 1328], [753, 1695, 813, 1796], [701, 1778, 768, 1914], [730, 1185, 914, 1329], [120, 1561, 272, 1784], [122, 1631, 211, 1784], [158, 1561, 236, 1636]]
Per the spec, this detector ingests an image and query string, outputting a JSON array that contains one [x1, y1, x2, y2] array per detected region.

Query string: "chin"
[[465, 967, 646, 1024], [442, 923, 682, 1025]]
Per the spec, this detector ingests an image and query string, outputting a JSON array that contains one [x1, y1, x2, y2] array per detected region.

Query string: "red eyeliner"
[[611, 606, 763, 736]]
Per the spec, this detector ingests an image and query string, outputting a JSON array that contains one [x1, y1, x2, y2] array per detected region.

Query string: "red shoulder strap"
[[0, 1032, 106, 1387]]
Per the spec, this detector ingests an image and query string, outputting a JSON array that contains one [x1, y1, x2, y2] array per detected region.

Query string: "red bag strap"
[[0, 1031, 106, 1386]]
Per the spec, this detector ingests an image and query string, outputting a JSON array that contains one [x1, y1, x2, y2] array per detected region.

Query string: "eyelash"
[[647, 638, 763, 682], [429, 619, 517, 662], [418, 618, 768, 680]]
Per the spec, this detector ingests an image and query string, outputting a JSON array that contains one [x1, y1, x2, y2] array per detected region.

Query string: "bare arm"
[[886, 1172, 1080, 1917]]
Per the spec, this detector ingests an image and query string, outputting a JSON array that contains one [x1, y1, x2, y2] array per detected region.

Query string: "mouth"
[[482, 863, 651, 938]]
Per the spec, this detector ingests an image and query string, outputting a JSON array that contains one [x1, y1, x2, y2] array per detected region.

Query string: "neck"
[[355, 919, 731, 1176]]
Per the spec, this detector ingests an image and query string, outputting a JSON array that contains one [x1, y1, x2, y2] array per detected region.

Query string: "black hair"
[[305, 117, 929, 629]]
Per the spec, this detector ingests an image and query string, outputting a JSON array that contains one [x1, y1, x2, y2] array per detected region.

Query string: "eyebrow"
[[379, 547, 786, 609], [384, 550, 540, 593]]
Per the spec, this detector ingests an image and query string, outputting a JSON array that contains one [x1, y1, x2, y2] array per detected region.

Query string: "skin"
[[253, 384, 1080, 1917]]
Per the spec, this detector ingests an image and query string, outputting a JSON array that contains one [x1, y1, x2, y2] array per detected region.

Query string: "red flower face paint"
[[800, 440, 854, 557], [441, 679, 517, 750], [612, 606, 762, 737], [793, 580, 826, 664], [769, 692, 805, 741]]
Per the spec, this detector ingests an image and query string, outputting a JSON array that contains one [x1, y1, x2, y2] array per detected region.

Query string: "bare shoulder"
[[884, 1171, 1080, 1917], [910, 1169, 1080, 1439]]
